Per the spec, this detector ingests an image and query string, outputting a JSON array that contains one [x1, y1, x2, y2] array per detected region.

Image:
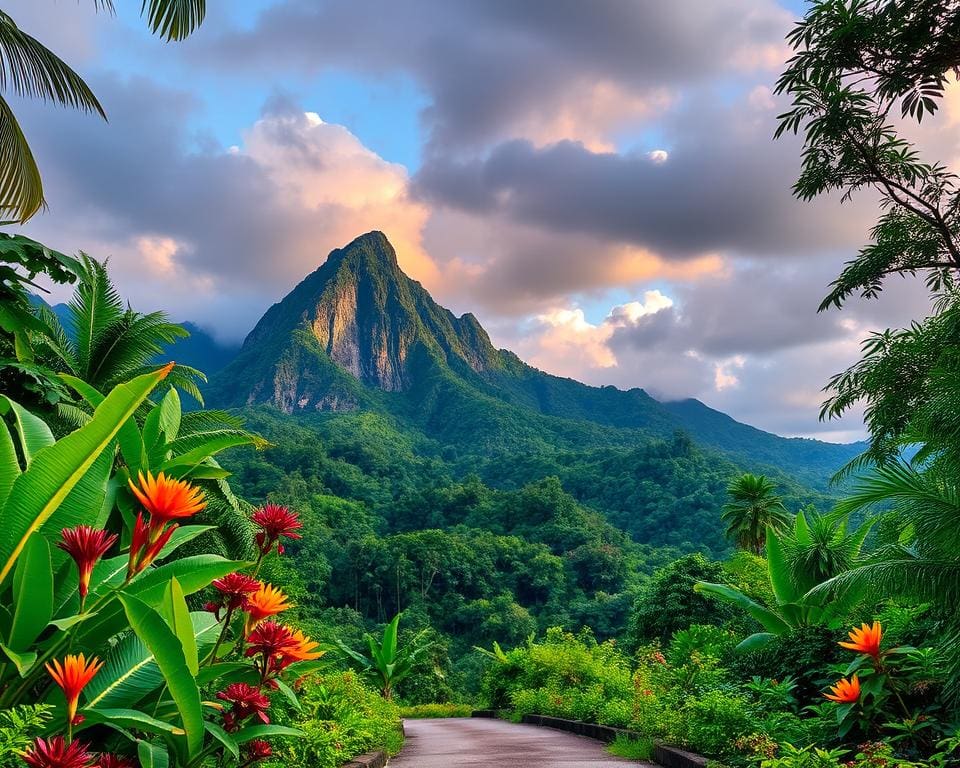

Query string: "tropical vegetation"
[[2, 2, 960, 767]]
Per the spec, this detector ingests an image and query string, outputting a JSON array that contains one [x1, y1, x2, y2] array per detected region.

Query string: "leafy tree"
[[776, 0, 960, 313], [781, 506, 875, 587], [626, 554, 732, 647], [814, 451, 960, 693], [0, 1, 207, 222], [0, 234, 79, 405], [721, 474, 791, 555]]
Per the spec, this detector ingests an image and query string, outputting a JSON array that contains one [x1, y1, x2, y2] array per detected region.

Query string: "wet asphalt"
[[390, 717, 655, 767]]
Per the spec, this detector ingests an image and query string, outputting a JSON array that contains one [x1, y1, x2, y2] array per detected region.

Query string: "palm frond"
[[88, 310, 188, 385], [140, 0, 206, 41], [68, 255, 124, 380], [32, 304, 77, 373], [0, 92, 43, 223], [0, 10, 105, 114]]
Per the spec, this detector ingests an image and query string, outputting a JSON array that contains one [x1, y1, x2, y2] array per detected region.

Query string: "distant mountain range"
[[201, 231, 863, 489], [32, 297, 240, 380]]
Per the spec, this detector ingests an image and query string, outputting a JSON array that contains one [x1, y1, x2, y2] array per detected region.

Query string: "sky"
[[6, 0, 950, 442]]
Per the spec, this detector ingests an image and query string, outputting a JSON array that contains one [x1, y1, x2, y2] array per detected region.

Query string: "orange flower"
[[839, 621, 883, 661], [282, 629, 324, 664], [128, 471, 205, 529], [824, 674, 861, 703], [46, 654, 103, 725], [243, 584, 292, 629]]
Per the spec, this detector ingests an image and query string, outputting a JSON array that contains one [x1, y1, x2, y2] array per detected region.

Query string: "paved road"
[[391, 718, 654, 767]]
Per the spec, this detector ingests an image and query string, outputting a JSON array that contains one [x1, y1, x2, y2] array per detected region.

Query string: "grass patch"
[[400, 703, 474, 719], [607, 734, 654, 761]]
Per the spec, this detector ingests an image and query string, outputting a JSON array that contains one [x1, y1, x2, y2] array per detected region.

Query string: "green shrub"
[[266, 672, 403, 768], [0, 705, 53, 768], [681, 690, 757, 759], [400, 703, 473, 718]]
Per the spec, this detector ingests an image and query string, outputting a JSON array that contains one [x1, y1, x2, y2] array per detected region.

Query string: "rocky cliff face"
[[210, 231, 504, 411]]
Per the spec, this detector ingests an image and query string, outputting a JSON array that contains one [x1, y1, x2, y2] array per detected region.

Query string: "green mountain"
[[208, 230, 861, 489]]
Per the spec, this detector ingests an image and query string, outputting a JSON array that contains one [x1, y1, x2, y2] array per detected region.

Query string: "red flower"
[[96, 755, 137, 768], [209, 573, 262, 618], [244, 740, 272, 763], [125, 513, 176, 579], [251, 504, 302, 556], [246, 621, 296, 660], [216, 683, 271, 731], [22, 737, 94, 768], [57, 526, 118, 599], [215, 573, 262, 601], [46, 654, 103, 725]]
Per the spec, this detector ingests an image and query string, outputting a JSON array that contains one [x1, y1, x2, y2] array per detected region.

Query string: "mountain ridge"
[[205, 231, 863, 488]]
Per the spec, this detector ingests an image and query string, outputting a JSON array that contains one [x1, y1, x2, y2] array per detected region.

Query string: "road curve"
[[391, 717, 654, 767]]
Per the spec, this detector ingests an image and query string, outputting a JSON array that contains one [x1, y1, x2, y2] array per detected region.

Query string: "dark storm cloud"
[[194, 0, 793, 150], [413, 105, 873, 260]]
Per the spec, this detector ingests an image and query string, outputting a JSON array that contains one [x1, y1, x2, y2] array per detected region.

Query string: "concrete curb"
[[475, 711, 709, 768], [340, 749, 387, 768]]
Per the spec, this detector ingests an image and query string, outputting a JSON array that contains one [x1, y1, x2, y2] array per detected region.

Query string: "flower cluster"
[[205, 572, 261, 620], [216, 683, 271, 731], [21, 471, 309, 768], [823, 621, 886, 705]]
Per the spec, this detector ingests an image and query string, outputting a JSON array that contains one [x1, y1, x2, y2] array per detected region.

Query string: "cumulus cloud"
[[14, 78, 435, 341], [194, 0, 793, 151]]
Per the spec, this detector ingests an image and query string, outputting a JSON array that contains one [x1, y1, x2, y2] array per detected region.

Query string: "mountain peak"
[[327, 230, 399, 273], [210, 232, 502, 409]]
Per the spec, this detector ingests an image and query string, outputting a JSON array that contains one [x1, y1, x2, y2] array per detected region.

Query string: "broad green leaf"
[[162, 435, 256, 474], [765, 526, 800, 604], [178, 465, 231, 481], [158, 388, 181, 444], [0, 642, 36, 675], [138, 740, 169, 768], [0, 396, 54, 463], [694, 582, 792, 635], [233, 724, 303, 743], [49, 611, 99, 631], [155, 525, 216, 561], [204, 721, 239, 759], [734, 632, 776, 653], [0, 366, 170, 585], [195, 662, 252, 686], [273, 678, 302, 712], [118, 594, 204, 758], [83, 708, 185, 736], [84, 612, 218, 711], [8, 533, 53, 651], [0, 416, 20, 509], [59, 374, 144, 474], [160, 577, 198, 675]]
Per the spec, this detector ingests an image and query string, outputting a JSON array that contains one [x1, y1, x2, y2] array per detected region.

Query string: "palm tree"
[[31, 253, 204, 415], [721, 473, 791, 555], [0, 1, 206, 223]]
